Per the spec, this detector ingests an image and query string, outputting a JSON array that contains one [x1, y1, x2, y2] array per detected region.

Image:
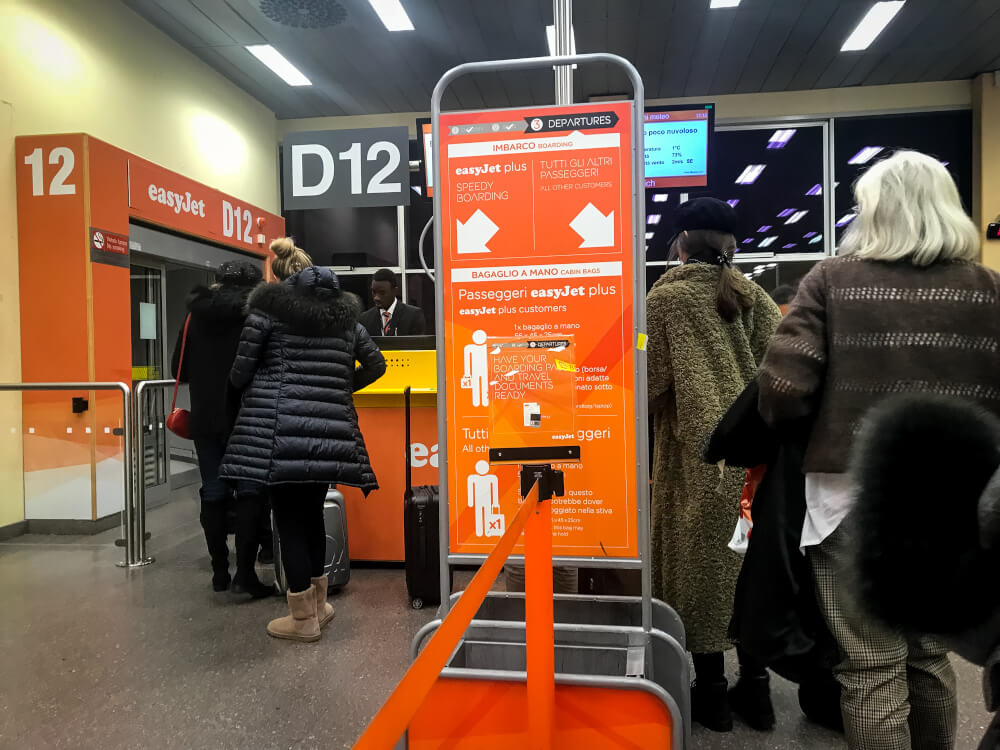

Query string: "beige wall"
[[0, 0, 280, 528], [974, 73, 1000, 271], [277, 79, 973, 138]]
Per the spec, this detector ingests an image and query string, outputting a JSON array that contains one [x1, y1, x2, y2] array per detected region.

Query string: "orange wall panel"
[[15, 132, 286, 519], [87, 138, 130, 237], [16, 134, 94, 479], [16, 134, 89, 383], [343, 405, 438, 561]]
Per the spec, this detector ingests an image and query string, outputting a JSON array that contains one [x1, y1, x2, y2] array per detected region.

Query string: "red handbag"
[[166, 314, 191, 439]]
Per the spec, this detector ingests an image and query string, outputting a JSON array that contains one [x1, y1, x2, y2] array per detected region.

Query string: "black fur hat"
[[847, 394, 1000, 638]]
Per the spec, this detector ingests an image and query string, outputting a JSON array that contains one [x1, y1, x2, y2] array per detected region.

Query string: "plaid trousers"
[[809, 527, 957, 750]]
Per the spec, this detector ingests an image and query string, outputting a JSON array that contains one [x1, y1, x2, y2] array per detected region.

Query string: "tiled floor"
[[0, 487, 991, 748]]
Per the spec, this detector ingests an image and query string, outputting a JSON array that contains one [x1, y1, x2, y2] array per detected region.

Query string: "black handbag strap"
[[171, 314, 191, 412]]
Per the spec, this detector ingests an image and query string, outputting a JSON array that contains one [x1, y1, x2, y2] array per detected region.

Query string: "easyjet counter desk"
[[347, 349, 437, 562]]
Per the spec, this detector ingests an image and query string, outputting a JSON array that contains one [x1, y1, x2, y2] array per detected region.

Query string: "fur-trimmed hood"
[[847, 394, 1000, 644], [187, 284, 256, 324], [248, 277, 361, 336]]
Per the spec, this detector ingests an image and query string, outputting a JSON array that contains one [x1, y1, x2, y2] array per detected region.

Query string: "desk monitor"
[[643, 103, 714, 189], [372, 334, 436, 351]]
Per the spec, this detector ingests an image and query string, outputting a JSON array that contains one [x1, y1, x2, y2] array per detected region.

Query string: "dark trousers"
[[193, 435, 230, 504], [272, 483, 327, 594]]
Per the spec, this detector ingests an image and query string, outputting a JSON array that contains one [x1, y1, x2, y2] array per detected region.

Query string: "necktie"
[[382, 310, 391, 335]]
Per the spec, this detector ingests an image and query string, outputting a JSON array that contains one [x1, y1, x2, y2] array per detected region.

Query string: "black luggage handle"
[[404, 386, 412, 495]]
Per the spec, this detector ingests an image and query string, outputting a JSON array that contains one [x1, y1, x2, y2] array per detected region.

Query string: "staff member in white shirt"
[[360, 269, 426, 337]]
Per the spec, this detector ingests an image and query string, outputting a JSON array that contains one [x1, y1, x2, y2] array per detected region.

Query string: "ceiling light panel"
[[735, 164, 766, 184], [245, 45, 311, 86], [842, 2, 906, 52], [767, 129, 796, 149], [848, 146, 884, 165], [710, 0, 741, 7], [367, 0, 414, 31]]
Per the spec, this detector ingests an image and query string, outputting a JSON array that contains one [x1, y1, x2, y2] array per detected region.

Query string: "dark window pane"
[[644, 259, 820, 299], [406, 166, 435, 271], [283, 205, 399, 268], [734, 259, 819, 296], [336, 274, 373, 310], [405, 270, 436, 330], [833, 110, 973, 245], [645, 125, 825, 261]]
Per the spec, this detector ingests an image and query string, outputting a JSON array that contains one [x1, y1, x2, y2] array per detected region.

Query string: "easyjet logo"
[[147, 183, 206, 217], [410, 442, 439, 468]]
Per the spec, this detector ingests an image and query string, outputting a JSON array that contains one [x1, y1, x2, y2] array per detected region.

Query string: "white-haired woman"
[[758, 150, 1000, 749]]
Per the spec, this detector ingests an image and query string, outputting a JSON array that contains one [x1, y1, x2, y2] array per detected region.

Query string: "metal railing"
[[0, 382, 138, 566], [132, 379, 178, 565]]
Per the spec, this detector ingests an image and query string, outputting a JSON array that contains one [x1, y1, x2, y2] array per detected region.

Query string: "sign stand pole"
[[524, 5, 573, 745], [522, 463, 562, 747], [553, 0, 573, 105]]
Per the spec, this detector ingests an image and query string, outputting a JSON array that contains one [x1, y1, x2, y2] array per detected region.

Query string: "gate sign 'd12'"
[[440, 101, 639, 559], [281, 127, 411, 210]]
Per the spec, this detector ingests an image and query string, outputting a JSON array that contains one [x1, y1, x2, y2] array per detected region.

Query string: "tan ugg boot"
[[266, 589, 320, 643], [311, 576, 335, 628]]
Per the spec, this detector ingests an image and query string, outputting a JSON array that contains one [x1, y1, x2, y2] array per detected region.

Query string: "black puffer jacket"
[[218, 267, 386, 493], [171, 283, 256, 438]]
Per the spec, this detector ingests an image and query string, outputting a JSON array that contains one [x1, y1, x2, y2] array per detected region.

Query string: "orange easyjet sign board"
[[128, 157, 283, 255], [440, 102, 638, 558]]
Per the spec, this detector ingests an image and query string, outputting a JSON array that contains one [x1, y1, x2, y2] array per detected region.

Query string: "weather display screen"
[[643, 104, 714, 188]]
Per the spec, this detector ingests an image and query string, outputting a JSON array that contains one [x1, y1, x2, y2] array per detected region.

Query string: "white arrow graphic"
[[570, 203, 615, 248], [456, 209, 499, 254]]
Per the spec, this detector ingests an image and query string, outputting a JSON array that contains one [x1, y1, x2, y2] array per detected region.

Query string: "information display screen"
[[643, 104, 714, 189]]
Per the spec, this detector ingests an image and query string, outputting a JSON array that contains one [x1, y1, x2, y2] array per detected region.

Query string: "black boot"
[[231, 491, 276, 599], [257, 507, 274, 565], [199, 500, 231, 592], [799, 671, 844, 733], [692, 680, 733, 732], [729, 673, 776, 731]]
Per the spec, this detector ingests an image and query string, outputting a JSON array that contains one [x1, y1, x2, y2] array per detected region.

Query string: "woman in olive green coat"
[[646, 198, 781, 732]]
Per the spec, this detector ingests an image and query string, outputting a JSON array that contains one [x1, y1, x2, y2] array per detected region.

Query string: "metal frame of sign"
[[432, 54, 648, 628]]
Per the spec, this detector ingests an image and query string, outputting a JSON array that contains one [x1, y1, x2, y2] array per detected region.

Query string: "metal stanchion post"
[[131, 379, 175, 566]]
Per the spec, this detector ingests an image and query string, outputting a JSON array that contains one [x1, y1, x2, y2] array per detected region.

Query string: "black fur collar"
[[187, 284, 254, 323], [248, 282, 360, 335]]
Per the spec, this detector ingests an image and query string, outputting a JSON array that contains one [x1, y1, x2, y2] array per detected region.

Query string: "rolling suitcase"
[[273, 486, 350, 594], [404, 388, 449, 609]]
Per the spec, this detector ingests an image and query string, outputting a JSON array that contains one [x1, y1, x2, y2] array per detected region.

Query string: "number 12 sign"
[[281, 127, 411, 210]]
